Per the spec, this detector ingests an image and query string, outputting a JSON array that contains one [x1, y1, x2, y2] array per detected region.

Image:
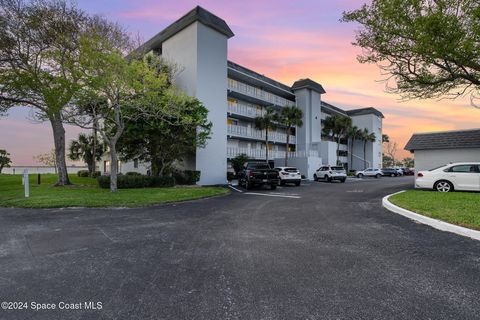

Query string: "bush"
[[77, 170, 89, 177], [227, 172, 235, 181], [125, 171, 141, 176], [97, 175, 175, 189], [92, 171, 101, 178], [173, 170, 201, 185]]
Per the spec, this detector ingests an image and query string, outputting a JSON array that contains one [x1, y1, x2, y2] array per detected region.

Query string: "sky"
[[1, 0, 479, 165]]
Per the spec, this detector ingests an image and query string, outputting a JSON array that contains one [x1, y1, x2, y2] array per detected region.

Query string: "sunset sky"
[[1, 0, 479, 165]]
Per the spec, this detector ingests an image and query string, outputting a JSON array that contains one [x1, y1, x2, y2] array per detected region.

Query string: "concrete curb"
[[382, 190, 480, 241]]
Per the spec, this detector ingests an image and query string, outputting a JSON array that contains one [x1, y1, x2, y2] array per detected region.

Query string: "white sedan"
[[416, 162, 480, 192]]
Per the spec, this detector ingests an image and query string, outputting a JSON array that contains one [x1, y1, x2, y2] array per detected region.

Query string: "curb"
[[382, 190, 480, 241]]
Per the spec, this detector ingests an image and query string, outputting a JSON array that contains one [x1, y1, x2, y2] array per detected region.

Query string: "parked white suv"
[[274, 167, 302, 186], [314, 166, 347, 183], [356, 168, 383, 178], [416, 162, 480, 192]]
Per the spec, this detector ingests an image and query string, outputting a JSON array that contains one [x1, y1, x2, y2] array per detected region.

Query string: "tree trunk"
[[285, 126, 290, 166], [265, 129, 269, 164], [91, 127, 97, 177], [50, 114, 71, 186], [336, 136, 341, 166], [109, 142, 118, 192], [350, 138, 354, 171], [363, 141, 367, 169]]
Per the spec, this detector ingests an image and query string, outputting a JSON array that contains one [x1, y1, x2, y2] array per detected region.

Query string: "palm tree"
[[280, 106, 303, 166], [322, 115, 352, 166], [347, 125, 362, 171], [254, 107, 279, 164], [361, 128, 376, 169], [68, 133, 105, 176]]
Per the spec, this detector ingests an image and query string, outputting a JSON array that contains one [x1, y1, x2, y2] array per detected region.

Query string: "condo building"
[[102, 6, 383, 184]]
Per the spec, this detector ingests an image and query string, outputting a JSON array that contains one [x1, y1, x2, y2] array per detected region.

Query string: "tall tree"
[[322, 115, 352, 166], [343, 0, 480, 108], [254, 107, 279, 164], [385, 140, 398, 167], [382, 134, 390, 143], [72, 23, 188, 191], [403, 157, 414, 168], [0, 149, 12, 173], [347, 125, 362, 170], [0, 0, 96, 185], [361, 129, 376, 169], [280, 106, 303, 166], [68, 133, 105, 176]]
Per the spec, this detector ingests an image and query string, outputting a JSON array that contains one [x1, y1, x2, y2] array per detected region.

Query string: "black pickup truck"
[[239, 161, 280, 190]]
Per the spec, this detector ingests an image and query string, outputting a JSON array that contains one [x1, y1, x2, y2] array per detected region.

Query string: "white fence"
[[2, 166, 88, 175]]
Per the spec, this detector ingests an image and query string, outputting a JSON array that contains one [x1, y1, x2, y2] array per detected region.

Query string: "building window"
[[133, 159, 139, 169], [227, 118, 238, 126], [104, 160, 110, 173]]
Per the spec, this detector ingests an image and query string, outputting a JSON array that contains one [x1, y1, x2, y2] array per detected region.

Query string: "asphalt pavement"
[[0, 176, 479, 320]]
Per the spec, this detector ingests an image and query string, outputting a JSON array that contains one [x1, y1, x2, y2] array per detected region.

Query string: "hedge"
[[173, 170, 201, 185], [78, 170, 101, 178], [97, 175, 175, 189]]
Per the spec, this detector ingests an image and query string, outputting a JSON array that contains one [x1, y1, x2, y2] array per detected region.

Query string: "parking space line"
[[229, 186, 243, 193], [244, 192, 301, 199]]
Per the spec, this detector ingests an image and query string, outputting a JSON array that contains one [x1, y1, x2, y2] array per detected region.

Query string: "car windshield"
[[332, 167, 344, 171], [249, 163, 270, 170], [284, 168, 298, 172]]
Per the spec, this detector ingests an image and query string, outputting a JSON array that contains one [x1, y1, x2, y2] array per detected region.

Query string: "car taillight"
[[249, 172, 254, 177], [417, 172, 423, 177]]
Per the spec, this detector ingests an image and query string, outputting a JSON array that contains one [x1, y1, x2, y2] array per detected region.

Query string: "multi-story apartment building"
[[103, 6, 383, 184]]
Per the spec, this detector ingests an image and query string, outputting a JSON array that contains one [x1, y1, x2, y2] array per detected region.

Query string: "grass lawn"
[[389, 190, 480, 230], [0, 174, 229, 208]]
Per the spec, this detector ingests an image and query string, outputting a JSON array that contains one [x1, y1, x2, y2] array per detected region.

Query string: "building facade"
[[102, 6, 383, 184], [405, 129, 480, 172]]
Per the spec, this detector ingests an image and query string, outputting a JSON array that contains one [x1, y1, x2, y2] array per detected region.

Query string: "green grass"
[[389, 190, 480, 230], [0, 174, 229, 208]]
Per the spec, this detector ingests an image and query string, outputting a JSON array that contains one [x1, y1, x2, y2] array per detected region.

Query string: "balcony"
[[228, 101, 265, 118], [228, 79, 295, 107], [227, 124, 295, 144], [227, 148, 319, 160]]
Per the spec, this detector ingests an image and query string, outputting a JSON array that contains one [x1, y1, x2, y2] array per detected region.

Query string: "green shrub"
[[227, 172, 235, 181], [97, 175, 175, 189], [77, 170, 89, 177], [173, 170, 201, 185], [125, 171, 142, 176], [92, 171, 101, 178]]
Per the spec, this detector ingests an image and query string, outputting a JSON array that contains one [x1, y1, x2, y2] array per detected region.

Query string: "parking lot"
[[1, 176, 480, 319]]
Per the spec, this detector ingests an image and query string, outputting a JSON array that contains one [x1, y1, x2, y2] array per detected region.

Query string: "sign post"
[[23, 169, 29, 198]]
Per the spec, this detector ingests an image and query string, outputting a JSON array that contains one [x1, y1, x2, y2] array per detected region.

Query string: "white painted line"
[[229, 186, 243, 193], [383, 191, 480, 241], [244, 192, 301, 199]]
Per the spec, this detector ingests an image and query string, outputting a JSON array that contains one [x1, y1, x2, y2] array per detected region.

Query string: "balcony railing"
[[227, 148, 319, 160], [228, 79, 295, 107], [227, 101, 265, 118], [227, 124, 295, 144]]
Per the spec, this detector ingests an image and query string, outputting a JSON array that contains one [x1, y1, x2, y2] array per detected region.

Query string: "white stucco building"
[[101, 6, 383, 184]]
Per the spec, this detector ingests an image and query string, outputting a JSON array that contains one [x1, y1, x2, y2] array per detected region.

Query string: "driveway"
[[1, 177, 479, 319]]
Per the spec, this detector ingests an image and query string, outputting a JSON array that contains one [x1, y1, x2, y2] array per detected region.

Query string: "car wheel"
[[375, 174, 381, 178], [270, 184, 277, 190], [357, 173, 363, 178], [435, 180, 453, 192], [341, 178, 346, 183], [280, 180, 285, 186], [313, 174, 318, 182], [295, 181, 301, 186], [327, 176, 332, 182], [391, 173, 395, 177], [244, 180, 251, 190]]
